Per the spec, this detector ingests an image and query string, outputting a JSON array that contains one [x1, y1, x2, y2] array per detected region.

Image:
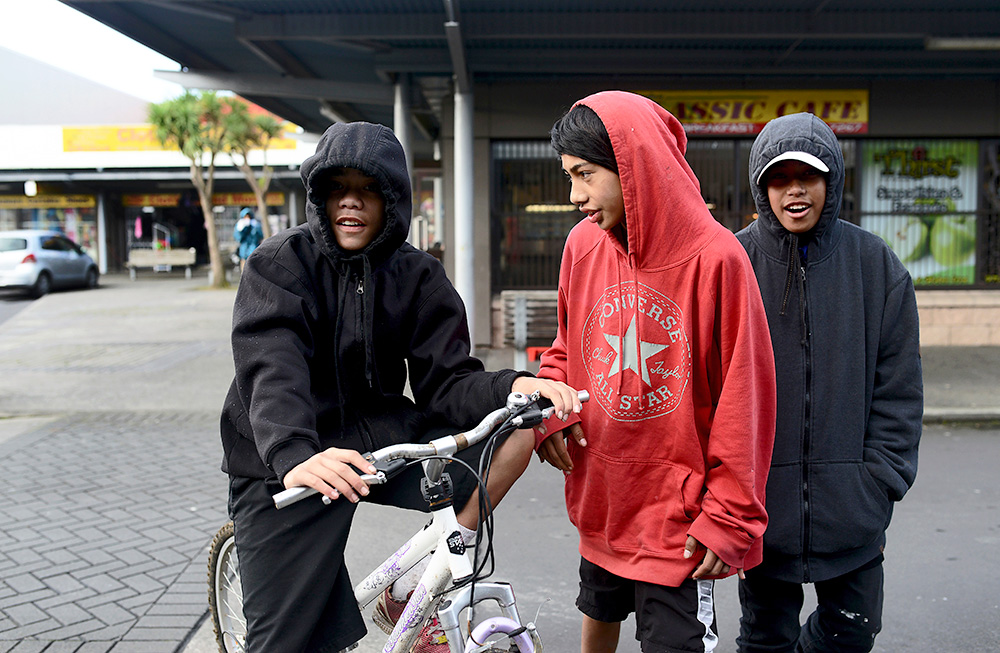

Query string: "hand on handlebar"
[[511, 377, 583, 422], [537, 423, 586, 472], [283, 448, 378, 504]]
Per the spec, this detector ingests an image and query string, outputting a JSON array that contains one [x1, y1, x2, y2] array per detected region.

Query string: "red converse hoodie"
[[536, 91, 776, 585]]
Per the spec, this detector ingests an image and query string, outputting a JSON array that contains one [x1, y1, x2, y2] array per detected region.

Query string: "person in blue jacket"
[[735, 113, 923, 652], [233, 207, 264, 271]]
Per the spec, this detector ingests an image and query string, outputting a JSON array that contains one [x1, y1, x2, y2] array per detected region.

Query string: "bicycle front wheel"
[[208, 521, 247, 652]]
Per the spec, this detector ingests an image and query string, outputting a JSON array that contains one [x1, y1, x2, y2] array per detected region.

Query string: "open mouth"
[[784, 203, 811, 217], [336, 217, 366, 228]]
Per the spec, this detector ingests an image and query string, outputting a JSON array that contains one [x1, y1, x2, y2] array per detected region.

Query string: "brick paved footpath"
[[0, 275, 236, 653]]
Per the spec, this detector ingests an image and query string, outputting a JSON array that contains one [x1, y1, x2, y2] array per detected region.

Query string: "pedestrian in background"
[[537, 90, 776, 653], [735, 112, 923, 652], [233, 207, 263, 271]]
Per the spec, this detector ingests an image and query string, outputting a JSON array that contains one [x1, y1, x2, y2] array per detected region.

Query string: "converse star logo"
[[604, 315, 669, 386], [583, 282, 691, 421]]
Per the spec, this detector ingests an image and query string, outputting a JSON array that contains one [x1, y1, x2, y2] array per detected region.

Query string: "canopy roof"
[[63, 1, 1000, 150]]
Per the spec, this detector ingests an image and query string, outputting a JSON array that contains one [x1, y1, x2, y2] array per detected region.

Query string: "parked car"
[[0, 230, 99, 298]]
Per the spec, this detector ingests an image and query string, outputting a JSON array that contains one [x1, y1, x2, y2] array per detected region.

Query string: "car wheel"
[[84, 267, 99, 289], [31, 272, 52, 299]]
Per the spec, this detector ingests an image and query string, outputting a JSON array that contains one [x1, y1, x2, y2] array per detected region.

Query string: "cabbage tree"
[[149, 91, 229, 287], [223, 99, 284, 239]]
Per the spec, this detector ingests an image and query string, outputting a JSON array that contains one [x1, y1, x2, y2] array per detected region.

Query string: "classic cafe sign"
[[637, 90, 869, 135]]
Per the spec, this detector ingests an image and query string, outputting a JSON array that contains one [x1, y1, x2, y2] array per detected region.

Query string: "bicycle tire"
[[207, 521, 247, 653]]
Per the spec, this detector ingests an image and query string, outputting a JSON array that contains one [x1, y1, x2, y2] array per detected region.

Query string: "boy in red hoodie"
[[536, 91, 777, 652]]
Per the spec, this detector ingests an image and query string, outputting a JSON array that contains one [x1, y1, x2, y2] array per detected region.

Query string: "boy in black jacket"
[[735, 113, 923, 652], [220, 121, 580, 652]]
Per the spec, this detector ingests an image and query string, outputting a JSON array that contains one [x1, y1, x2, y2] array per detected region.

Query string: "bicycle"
[[208, 389, 588, 653]]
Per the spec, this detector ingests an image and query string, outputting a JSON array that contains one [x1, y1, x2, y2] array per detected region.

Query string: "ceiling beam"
[[154, 70, 395, 106], [233, 10, 1000, 41], [376, 47, 1000, 77]]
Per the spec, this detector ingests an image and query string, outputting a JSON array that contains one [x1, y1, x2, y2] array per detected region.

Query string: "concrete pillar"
[[96, 191, 108, 274], [393, 75, 413, 181], [453, 89, 475, 343]]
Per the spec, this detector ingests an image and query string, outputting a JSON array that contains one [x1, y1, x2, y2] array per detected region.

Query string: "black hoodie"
[[220, 122, 520, 482], [737, 113, 923, 583]]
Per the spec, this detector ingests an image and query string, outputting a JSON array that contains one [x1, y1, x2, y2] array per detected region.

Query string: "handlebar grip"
[[536, 389, 590, 409], [273, 486, 318, 509]]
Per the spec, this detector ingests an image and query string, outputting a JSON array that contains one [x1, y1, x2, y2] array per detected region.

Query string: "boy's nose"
[[340, 193, 363, 208]]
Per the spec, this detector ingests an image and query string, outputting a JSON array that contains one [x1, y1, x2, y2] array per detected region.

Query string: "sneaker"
[[372, 587, 449, 652]]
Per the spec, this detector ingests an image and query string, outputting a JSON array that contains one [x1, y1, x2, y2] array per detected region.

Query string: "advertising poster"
[[860, 140, 978, 285]]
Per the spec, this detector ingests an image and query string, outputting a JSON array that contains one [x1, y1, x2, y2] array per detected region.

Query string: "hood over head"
[[575, 91, 721, 268], [749, 113, 844, 239], [300, 121, 411, 266]]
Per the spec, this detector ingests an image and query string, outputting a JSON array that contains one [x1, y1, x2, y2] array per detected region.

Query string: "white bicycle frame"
[[350, 472, 538, 653], [271, 390, 589, 652]]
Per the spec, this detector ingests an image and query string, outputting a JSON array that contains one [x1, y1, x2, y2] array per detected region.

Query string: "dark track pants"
[[229, 427, 497, 653], [736, 559, 884, 653]]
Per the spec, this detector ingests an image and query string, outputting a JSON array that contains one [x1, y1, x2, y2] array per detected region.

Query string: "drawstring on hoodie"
[[778, 234, 808, 345]]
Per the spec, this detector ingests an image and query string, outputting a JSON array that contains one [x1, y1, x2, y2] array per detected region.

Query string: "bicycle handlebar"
[[273, 389, 588, 510]]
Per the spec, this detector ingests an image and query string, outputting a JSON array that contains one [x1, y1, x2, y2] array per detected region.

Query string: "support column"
[[393, 75, 413, 181], [453, 89, 475, 343], [96, 191, 108, 274]]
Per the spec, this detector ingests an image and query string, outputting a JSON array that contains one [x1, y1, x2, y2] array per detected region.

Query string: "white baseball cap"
[[756, 151, 830, 185]]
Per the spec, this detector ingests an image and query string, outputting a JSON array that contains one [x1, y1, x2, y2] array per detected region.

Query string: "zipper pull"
[[357, 279, 364, 294]]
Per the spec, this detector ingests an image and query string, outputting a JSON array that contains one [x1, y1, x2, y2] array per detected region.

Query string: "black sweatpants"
[[736, 557, 884, 653], [229, 426, 500, 653]]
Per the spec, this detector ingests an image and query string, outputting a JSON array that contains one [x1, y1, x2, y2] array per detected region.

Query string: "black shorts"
[[577, 556, 719, 653], [229, 424, 506, 653]]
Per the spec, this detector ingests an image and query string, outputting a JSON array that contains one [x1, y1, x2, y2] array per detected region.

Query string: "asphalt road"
[[0, 290, 32, 326], [308, 422, 999, 653]]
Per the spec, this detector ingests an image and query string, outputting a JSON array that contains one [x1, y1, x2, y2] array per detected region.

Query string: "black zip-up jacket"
[[736, 113, 923, 583], [220, 122, 521, 482]]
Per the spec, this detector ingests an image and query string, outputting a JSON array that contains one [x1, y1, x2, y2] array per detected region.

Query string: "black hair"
[[549, 104, 618, 175]]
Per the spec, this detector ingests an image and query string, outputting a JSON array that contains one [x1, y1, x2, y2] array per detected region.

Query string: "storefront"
[[489, 89, 1000, 297], [0, 194, 101, 265]]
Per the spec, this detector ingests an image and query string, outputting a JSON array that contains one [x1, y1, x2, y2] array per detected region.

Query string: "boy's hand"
[[283, 448, 377, 504], [684, 536, 744, 580], [537, 423, 586, 472], [511, 377, 583, 421]]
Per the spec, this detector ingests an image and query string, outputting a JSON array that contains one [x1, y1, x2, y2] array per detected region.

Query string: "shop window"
[[859, 140, 979, 286], [489, 138, 858, 293], [490, 141, 578, 292], [981, 141, 1000, 286]]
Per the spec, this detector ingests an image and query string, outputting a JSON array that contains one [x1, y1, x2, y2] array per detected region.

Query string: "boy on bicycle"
[[220, 121, 580, 653], [536, 91, 777, 652]]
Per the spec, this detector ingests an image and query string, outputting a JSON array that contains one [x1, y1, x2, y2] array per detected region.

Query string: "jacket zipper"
[[800, 262, 812, 582]]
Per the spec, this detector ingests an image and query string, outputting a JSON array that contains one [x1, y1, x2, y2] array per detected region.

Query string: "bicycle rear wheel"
[[208, 521, 247, 652]]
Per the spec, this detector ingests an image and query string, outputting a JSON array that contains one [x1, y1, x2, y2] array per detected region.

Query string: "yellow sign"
[[63, 124, 299, 152], [635, 90, 869, 135], [212, 192, 286, 207], [0, 195, 96, 209], [123, 194, 181, 207]]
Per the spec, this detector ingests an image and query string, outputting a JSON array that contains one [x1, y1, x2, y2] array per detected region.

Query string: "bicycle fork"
[[437, 582, 540, 652]]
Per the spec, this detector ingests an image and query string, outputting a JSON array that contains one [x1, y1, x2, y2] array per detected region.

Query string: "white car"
[[0, 229, 100, 298]]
